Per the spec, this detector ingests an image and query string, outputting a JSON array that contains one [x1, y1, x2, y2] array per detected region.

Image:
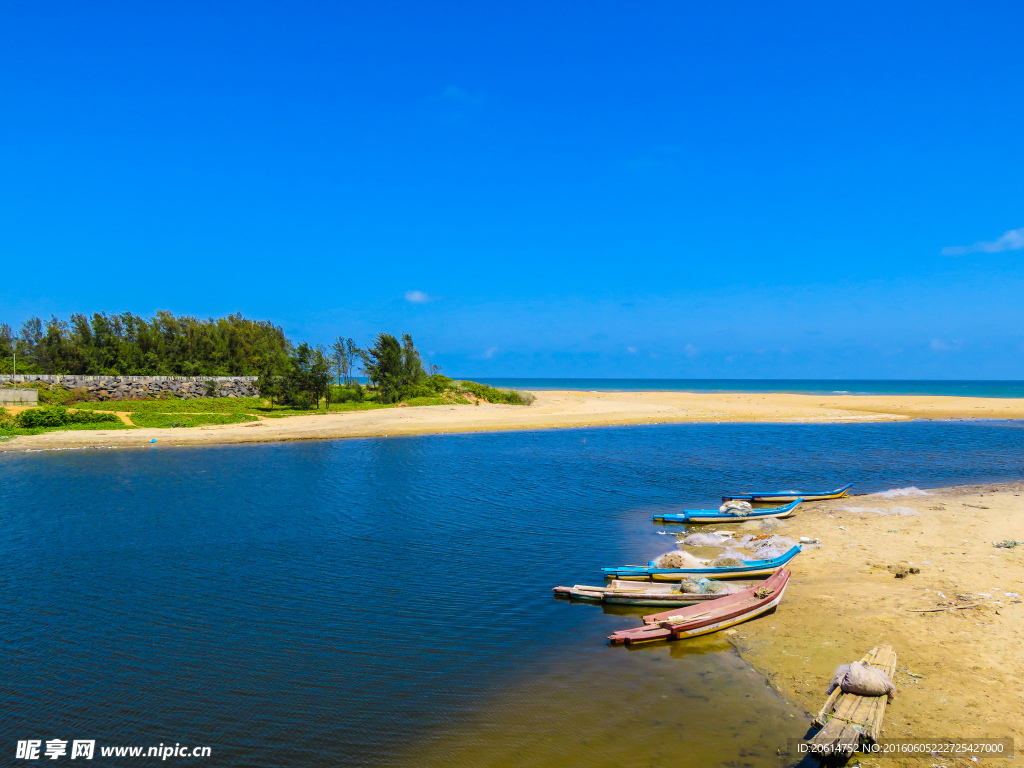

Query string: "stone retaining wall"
[[0, 387, 39, 405], [0, 374, 259, 401]]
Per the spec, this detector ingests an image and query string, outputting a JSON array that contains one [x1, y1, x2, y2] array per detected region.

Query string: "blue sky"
[[2, 1, 1023, 378]]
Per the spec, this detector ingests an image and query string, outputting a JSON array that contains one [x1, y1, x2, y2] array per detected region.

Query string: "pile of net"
[[719, 500, 754, 515], [739, 534, 799, 559], [680, 532, 735, 547], [740, 518, 784, 533], [827, 661, 897, 701], [711, 548, 752, 568], [838, 506, 919, 517], [713, 557, 746, 568], [653, 550, 708, 569], [678, 576, 740, 595], [679, 533, 798, 556]]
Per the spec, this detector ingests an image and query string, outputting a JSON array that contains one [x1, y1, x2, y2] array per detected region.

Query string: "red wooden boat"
[[607, 569, 791, 645]]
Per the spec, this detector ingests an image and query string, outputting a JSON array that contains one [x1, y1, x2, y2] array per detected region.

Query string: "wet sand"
[[725, 483, 1024, 767], [5, 389, 1024, 452]]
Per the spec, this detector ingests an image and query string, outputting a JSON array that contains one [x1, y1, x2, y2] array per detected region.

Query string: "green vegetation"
[[74, 397, 269, 413], [0, 406, 132, 437], [74, 396, 391, 419], [16, 406, 121, 428], [128, 412, 259, 428], [1, 311, 289, 375], [458, 381, 536, 405], [1, 312, 535, 440]]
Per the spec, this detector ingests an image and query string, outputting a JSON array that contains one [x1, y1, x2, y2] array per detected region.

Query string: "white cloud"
[[930, 339, 962, 351], [683, 344, 699, 358], [404, 290, 433, 304], [941, 226, 1024, 256], [483, 346, 498, 359], [626, 346, 638, 354]]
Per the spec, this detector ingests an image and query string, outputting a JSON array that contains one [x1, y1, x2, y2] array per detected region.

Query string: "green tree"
[[0, 311, 292, 376], [310, 345, 333, 409], [346, 338, 362, 382], [363, 333, 404, 404], [400, 333, 426, 387]]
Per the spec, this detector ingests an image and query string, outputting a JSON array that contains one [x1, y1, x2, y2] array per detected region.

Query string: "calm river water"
[[3, 422, 1023, 767]]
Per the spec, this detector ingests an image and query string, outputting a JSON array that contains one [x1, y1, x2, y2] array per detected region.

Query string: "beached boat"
[[607, 569, 791, 645], [602, 545, 801, 581], [553, 579, 748, 607], [721, 483, 852, 503], [808, 645, 897, 752], [652, 499, 801, 523]]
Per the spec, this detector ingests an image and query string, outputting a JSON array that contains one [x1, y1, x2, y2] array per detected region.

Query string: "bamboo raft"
[[809, 645, 897, 752]]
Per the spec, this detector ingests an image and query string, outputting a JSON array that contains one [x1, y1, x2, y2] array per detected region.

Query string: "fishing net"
[[653, 550, 708, 569], [878, 486, 929, 498], [713, 556, 746, 568], [678, 576, 740, 595], [827, 662, 896, 701], [679, 577, 720, 594], [681, 532, 734, 547], [734, 534, 797, 550], [747, 536, 798, 560], [739, 518, 785, 533], [750, 546, 788, 560], [719, 500, 754, 514], [839, 506, 920, 517]]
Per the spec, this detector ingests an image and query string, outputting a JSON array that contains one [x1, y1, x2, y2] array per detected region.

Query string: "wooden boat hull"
[[603, 545, 801, 581], [653, 499, 800, 523], [721, 483, 852, 503], [553, 580, 748, 607], [608, 570, 791, 645], [604, 592, 728, 607]]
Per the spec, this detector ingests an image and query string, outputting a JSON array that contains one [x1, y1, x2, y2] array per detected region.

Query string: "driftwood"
[[906, 604, 979, 613], [810, 645, 897, 751]]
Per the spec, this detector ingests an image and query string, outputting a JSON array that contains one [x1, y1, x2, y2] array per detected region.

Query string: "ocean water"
[[3, 421, 1024, 767], [473, 378, 1024, 398]]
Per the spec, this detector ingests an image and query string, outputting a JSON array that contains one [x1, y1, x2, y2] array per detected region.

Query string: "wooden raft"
[[809, 645, 897, 751]]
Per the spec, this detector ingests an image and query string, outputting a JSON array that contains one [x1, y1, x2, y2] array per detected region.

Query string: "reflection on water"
[[3, 422, 1024, 767], [401, 634, 808, 768]]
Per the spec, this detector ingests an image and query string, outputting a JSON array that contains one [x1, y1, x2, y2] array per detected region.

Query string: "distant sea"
[[472, 378, 1024, 398]]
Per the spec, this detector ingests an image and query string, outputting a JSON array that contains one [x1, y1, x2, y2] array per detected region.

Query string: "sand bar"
[[5, 389, 1024, 452], [724, 483, 1024, 766]]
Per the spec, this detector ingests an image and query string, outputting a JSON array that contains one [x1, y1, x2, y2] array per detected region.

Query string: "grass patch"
[[0, 414, 136, 439], [128, 412, 259, 428], [402, 396, 452, 406], [75, 397, 269, 414]]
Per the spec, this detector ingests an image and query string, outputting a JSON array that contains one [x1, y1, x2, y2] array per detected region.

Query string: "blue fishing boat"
[[602, 544, 801, 581], [653, 499, 801, 523], [722, 483, 853, 503]]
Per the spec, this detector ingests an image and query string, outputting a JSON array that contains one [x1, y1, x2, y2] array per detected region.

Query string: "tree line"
[[1, 312, 290, 377], [1, 312, 445, 409]]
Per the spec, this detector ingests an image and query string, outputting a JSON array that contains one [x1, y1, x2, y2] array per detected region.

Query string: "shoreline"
[[724, 481, 1023, 767], [5, 389, 1024, 452]]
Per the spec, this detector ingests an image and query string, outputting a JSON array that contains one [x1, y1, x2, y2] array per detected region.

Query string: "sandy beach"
[[725, 482, 1024, 767], [5, 389, 1024, 452]]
